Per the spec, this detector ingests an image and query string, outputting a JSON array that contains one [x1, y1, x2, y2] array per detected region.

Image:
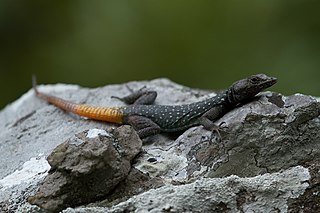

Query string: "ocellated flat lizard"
[[33, 74, 277, 138]]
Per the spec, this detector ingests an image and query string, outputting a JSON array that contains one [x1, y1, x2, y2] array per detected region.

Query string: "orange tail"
[[72, 105, 123, 124], [32, 76, 123, 124]]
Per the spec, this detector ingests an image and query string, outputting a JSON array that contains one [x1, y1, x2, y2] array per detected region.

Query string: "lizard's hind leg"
[[126, 115, 161, 138], [112, 88, 157, 105]]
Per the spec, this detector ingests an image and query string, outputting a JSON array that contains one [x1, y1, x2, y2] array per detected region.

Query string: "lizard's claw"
[[209, 125, 221, 143], [111, 95, 123, 101], [209, 122, 228, 143], [111, 86, 150, 104]]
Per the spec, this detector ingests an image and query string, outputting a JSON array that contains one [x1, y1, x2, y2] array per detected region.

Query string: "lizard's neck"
[[225, 88, 239, 107], [203, 91, 234, 109]]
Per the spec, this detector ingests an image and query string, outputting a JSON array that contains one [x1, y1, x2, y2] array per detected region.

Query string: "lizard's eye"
[[250, 77, 259, 83]]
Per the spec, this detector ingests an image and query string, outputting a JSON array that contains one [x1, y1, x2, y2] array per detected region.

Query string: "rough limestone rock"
[[96, 166, 311, 213], [0, 78, 319, 212], [28, 126, 142, 213]]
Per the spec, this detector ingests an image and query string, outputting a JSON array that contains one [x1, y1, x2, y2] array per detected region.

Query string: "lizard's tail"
[[32, 74, 39, 95], [32, 75, 77, 112], [32, 75, 124, 124]]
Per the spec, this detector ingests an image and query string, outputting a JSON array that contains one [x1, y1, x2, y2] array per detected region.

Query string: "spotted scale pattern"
[[122, 93, 228, 132], [34, 74, 277, 138]]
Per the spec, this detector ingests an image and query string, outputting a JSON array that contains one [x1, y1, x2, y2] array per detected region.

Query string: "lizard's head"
[[229, 74, 277, 103]]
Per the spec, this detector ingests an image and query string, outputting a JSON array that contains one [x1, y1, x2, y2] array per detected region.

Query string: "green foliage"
[[1, 1, 319, 109]]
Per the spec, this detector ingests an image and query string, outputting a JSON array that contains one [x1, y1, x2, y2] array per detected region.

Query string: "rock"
[[134, 92, 320, 180], [99, 166, 311, 213], [0, 78, 319, 212], [28, 126, 142, 213], [62, 166, 311, 213], [96, 168, 164, 208]]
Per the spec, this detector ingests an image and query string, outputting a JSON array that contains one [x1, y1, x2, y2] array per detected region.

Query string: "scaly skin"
[[33, 85, 124, 124], [33, 74, 277, 138]]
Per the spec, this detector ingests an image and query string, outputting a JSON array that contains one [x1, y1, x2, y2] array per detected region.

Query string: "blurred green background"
[[1, 0, 320, 110]]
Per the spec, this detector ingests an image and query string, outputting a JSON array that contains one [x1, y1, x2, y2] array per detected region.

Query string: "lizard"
[[32, 74, 277, 139]]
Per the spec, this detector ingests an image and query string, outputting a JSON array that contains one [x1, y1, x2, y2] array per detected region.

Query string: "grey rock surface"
[[28, 126, 142, 213], [0, 78, 319, 212], [64, 166, 309, 213]]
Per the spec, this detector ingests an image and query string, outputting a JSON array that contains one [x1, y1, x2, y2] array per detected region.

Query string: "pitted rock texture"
[[0, 78, 319, 212], [28, 126, 142, 213], [63, 166, 310, 213]]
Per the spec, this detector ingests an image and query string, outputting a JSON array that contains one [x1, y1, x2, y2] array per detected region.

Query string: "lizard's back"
[[122, 93, 227, 132]]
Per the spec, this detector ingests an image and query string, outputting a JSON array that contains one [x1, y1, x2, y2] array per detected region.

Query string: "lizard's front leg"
[[198, 105, 227, 141], [125, 115, 161, 139]]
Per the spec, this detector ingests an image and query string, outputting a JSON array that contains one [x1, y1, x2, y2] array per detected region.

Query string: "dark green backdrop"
[[1, 1, 320, 110]]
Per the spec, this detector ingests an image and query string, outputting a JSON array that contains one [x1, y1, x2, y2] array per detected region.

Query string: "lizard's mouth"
[[268, 76, 277, 86], [250, 74, 277, 90], [261, 76, 277, 90]]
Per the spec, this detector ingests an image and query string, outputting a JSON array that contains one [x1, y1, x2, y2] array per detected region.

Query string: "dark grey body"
[[116, 74, 277, 138], [122, 93, 229, 132]]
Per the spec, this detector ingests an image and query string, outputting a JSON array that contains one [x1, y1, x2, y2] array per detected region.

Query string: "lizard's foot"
[[111, 85, 146, 100], [209, 125, 221, 143], [209, 122, 228, 143], [198, 117, 225, 143], [111, 85, 135, 101], [199, 125, 221, 143], [111, 86, 157, 105]]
